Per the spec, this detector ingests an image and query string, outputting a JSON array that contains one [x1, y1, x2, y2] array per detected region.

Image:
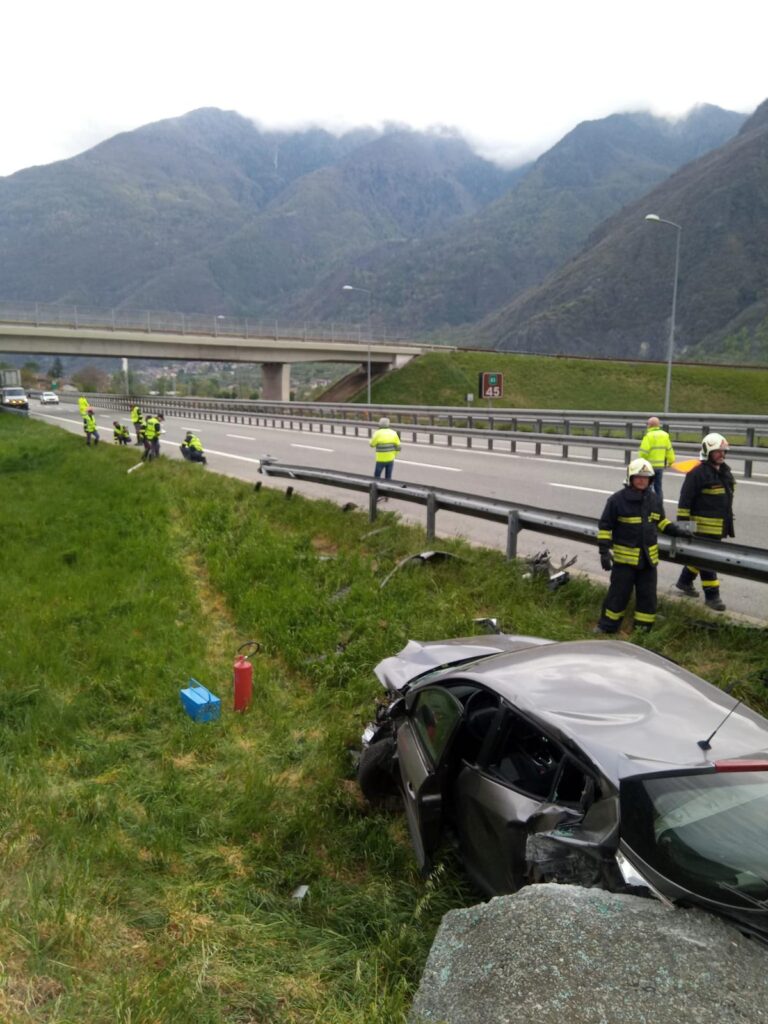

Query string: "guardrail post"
[[506, 511, 519, 559], [447, 415, 453, 447], [563, 419, 570, 459], [745, 428, 754, 479], [369, 484, 378, 522], [535, 418, 542, 455], [426, 491, 437, 541]]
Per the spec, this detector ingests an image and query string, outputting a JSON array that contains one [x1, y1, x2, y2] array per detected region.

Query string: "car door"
[[396, 685, 464, 873], [453, 708, 572, 894]]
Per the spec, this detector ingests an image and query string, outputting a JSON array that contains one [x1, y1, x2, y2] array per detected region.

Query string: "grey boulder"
[[409, 885, 767, 1024]]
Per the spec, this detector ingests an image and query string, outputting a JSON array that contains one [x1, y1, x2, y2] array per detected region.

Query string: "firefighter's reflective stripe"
[[613, 543, 659, 566], [702, 578, 720, 589], [634, 610, 656, 624], [604, 606, 625, 621], [701, 486, 725, 495], [597, 529, 612, 543], [617, 516, 642, 524], [613, 545, 641, 565], [693, 515, 725, 536]]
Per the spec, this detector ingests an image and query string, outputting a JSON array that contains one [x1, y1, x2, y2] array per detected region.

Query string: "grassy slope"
[[1, 415, 767, 1023], [367, 351, 768, 413]]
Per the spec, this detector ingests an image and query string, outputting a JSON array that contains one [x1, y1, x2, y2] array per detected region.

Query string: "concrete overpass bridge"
[[0, 303, 436, 400]]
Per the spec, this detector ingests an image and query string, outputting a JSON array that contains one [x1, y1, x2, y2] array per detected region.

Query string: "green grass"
[[2, 415, 767, 1022], [366, 351, 768, 413]]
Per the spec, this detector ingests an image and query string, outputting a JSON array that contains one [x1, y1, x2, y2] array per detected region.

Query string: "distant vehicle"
[[1, 386, 29, 411], [358, 633, 768, 943], [39, 391, 60, 405], [0, 369, 22, 387]]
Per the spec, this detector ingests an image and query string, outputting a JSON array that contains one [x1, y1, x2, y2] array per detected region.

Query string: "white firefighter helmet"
[[700, 432, 729, 459], [626, 457, 655, 484]]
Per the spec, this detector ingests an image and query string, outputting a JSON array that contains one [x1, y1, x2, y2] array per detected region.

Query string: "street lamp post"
[[644, 213, 682, 415], [342, 284, 372, 405]]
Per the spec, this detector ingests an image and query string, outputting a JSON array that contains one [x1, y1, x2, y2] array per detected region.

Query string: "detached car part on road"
[[358, 635, 768, 942]]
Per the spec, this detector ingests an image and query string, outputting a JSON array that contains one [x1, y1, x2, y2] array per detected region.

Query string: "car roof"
[[392, 638, 768, 782]]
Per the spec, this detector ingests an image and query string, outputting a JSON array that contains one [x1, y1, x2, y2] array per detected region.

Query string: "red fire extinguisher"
[[233, 641, 260, 712]]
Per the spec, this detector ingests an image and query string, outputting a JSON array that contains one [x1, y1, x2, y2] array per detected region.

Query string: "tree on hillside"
[[49, 357, 64, 380]]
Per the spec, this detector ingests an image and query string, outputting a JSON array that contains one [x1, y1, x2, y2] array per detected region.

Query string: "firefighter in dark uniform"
[[596, 458, 694, 633], [675, 433, 735, 612]]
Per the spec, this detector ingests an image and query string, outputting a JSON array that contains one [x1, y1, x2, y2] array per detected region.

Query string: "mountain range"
[[0, 100, 764, 362]]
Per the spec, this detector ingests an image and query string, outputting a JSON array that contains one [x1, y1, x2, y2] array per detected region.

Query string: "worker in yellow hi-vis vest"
[[369, 417, 401, 480], [638, 416, 675, 501]]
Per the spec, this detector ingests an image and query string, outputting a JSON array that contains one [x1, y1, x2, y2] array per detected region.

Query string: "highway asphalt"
[[31, 403, 768, 626]]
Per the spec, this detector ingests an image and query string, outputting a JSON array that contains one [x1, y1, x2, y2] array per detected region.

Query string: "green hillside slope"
[[367, 351, 768, 413]]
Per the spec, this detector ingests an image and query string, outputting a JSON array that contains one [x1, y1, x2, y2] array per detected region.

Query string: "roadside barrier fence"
[[70, 394, 768, 478], [258, 464, 768, 585]]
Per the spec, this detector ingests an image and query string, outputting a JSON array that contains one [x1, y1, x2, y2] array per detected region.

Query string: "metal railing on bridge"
[[258, 464, 768, 586], [0, 299, 429, 346]]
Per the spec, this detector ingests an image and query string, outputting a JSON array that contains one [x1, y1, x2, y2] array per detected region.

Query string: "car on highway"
[[0, 386, 29, 411], [39, 391, 60, 405], [358, 633, 768, 941]]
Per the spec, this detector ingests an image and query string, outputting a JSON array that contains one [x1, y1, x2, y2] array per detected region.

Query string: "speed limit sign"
[[478, 372, 504, 399]]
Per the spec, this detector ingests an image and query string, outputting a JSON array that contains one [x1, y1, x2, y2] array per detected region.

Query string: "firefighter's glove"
[[599, 549, 613, 572], [674, 521, 697, 538]]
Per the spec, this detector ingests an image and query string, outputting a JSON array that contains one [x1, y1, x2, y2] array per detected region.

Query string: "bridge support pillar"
[[262, 363, 290, 401]]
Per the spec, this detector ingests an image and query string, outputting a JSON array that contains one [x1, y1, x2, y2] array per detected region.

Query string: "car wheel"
[[357, 737, 397, 803]]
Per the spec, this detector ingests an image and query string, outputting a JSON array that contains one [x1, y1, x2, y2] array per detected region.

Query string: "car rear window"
[[621, 771, 768, 909]]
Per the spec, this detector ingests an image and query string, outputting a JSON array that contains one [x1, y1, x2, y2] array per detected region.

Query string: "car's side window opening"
[[552, 758, 591, 805], [410, 688, 464, 766], [484, 712, 562, 799]]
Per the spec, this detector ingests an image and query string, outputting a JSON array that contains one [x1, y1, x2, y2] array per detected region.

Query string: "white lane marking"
[[549, 482, 680, 506], [195, 448, 264, 465], [227, 433, 257, 441], [34, 412, 768, 484], [397, 459, 461, 472], [550, 483, 613, 496], [291, 443, 334, 452]]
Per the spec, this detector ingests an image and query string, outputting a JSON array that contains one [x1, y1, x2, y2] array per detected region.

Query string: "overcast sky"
[[2, 0, 766, 178]]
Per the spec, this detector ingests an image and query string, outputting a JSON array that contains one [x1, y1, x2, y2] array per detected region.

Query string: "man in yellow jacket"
[[369, 417, 401, 479], [638, 416, 675, 501]]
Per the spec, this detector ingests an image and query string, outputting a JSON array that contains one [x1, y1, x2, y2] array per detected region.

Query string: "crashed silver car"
[[358, 634, 768, 941]]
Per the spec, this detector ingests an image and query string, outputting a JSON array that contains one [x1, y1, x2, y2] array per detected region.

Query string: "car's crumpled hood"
[[374, 635, 553, 692]]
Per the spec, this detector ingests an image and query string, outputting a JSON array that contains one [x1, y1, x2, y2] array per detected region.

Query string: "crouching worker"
[[83, 408, 99, 446], [595, 458, 694, 633], [180, 431, 207, 464], [113, 421, 131, 445]]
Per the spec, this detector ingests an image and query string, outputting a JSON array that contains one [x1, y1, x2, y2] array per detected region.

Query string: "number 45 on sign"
[[478, 372, 504, 399]]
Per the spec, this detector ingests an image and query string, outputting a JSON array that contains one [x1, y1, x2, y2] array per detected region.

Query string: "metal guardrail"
[[258, 464, 768, 585], [82, 393, 768, 431], [76, 394, 768, 477]]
